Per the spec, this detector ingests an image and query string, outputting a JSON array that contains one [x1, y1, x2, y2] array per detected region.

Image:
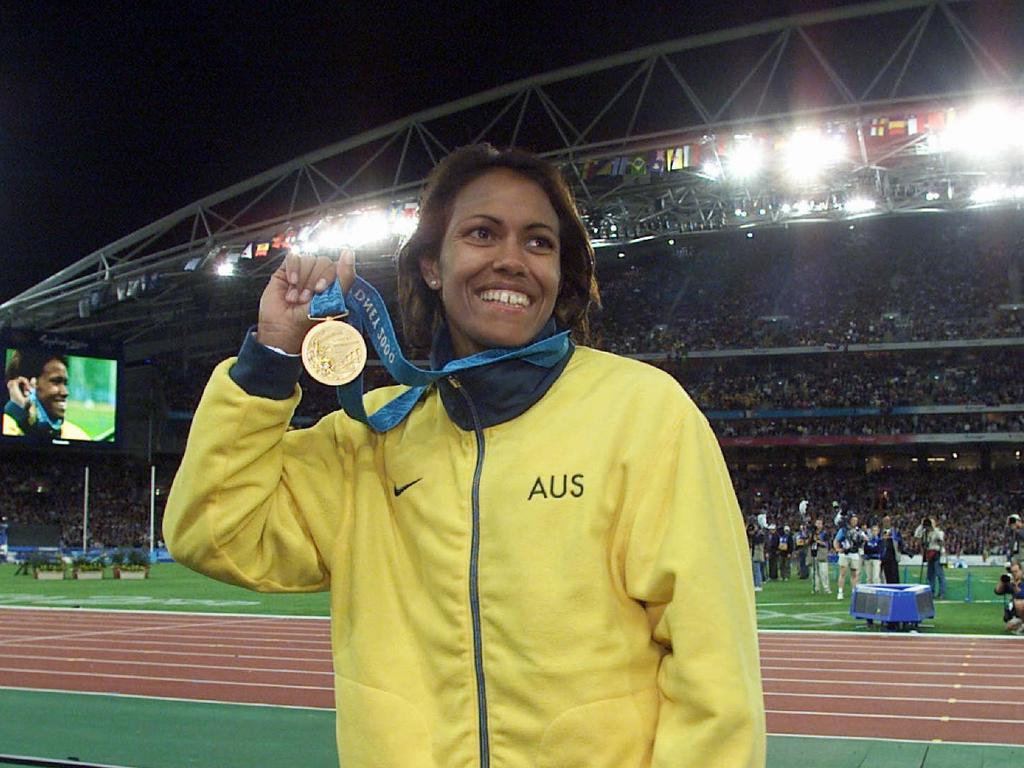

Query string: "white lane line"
[[0, 666, 334, 691], [0, 616, 276, 647], [0, 652, 333, 676], [759, 629, 1020, 640], [758, 655, 1005, 671], [767, 708, 1021, 726], [764, 691, 1011, 706], [0, 631, 331, 651], [763, 676, 1023, 692], [758, 640, 1002, 650], [761, 664, 1024, 680], [0, 644, 332, 664], [767, 732, 1024, 749], [0, 619, 331, 644]]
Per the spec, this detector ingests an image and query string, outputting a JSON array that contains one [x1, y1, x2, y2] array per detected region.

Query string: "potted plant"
[[72, 555, 105, 580], [113, 547, 150, 580], [32, 554, 67, 581]]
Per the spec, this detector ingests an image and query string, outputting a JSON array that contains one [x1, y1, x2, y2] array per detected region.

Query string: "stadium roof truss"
[[4, 0, 1023, 360]]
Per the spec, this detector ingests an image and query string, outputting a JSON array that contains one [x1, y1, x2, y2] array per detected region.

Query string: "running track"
[[1, 608, 1022, 746]]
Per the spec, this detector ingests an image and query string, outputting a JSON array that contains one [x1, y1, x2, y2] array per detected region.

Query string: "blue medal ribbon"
[[310, 277, 569, 432], [29, 389, 63, 432]]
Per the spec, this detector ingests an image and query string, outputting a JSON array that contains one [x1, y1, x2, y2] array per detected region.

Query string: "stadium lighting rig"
[[725, 136, 765, 180], [843, 197, 878, 215], [941, 102, 1024, 158], [780, 130, 847, 184], [969, 183, 1024, 205]]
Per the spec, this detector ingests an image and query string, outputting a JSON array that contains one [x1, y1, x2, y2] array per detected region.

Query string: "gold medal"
[[301, 319, 367, 386]]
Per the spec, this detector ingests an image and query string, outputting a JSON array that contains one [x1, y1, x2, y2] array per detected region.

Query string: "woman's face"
[[421, 169, 561, 358], [36, 359, 69, 420]]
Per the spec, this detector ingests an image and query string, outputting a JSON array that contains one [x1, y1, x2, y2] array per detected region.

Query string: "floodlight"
[[314, 222, 348, 251], [345, 210, 390, 247], [970, 184, 1024, 204], [700, 162, 722, 180], [844, 198, 877, 214], [782, 130, 845, 182], [390, 210, 420, 239], [942, 102, 1024, 157], [726, 138, 764, 179]]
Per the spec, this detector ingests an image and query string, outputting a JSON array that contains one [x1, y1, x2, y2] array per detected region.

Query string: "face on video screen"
[[35, 358, 70, 421], [3, 347, 118, 443]]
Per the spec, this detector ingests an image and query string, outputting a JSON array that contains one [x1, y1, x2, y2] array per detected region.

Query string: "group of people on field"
[[748, 502, 950, 599]]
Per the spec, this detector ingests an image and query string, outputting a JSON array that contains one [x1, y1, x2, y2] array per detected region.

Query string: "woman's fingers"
[[277, 253, 341, 305]]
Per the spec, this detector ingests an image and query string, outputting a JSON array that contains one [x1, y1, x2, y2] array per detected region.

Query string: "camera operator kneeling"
[[994, 561, 1024, 635]]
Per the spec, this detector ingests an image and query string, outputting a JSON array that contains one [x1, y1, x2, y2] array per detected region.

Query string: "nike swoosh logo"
[[393, 478, 423, 497]]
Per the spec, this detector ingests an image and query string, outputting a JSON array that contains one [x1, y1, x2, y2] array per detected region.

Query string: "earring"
[[430, 280, 439, 288]]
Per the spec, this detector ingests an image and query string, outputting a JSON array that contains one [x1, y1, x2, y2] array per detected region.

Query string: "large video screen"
[[2, 332, 120, 447]]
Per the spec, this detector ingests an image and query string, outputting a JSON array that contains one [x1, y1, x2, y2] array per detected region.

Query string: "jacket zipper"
[[450, 375, 490, 768]]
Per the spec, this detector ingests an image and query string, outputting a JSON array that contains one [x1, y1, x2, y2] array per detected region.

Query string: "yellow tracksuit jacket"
[[164, 341, 765, 768]]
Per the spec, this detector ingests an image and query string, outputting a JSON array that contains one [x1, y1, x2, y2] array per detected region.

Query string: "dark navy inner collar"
[[430, 319, 574, 430]]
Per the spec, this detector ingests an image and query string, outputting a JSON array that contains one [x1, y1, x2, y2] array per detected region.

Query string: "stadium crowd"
[[0, 454, 1018, 558], [680, 354, 1024, 410], [712, 412, 1024, 438], [590, 215, 1023, 353], [0, 456, 171, 550], [4, 213, 1022, 558], [732, 466, 1023, 559]]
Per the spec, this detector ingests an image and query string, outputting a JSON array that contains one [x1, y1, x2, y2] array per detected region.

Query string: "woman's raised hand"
[[256, 249, 357, 354]]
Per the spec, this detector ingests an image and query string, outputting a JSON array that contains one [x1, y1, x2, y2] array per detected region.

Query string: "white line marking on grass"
[[0, 605, 329, 621], [756, 609, 846, 627], [0, 595, 262, 608]]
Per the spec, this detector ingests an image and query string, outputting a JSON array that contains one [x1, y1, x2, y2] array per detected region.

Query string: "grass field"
[[0, 563, 331, 615], [66, 400, 116, 441], [0, 562, 1012, 635], [753, 564, 1011, 635]]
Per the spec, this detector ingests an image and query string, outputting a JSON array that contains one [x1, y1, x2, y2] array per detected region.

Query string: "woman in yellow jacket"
[[164, 145, 765, 768]]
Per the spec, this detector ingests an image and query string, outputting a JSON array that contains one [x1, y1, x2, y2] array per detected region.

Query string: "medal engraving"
[[301, 320, 367, 386]]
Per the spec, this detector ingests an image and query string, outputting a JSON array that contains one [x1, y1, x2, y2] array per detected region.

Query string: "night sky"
[[2, 0, 866, 304]]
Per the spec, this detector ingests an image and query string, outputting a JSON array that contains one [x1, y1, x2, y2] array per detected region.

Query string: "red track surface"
[[2, 608, 1023, 745]]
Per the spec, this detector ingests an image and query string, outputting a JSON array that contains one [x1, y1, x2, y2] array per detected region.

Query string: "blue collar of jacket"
[[429, 319, 574, 431]]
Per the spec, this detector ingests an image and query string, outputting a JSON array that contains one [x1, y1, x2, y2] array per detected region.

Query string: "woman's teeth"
[[479, 289, 530, 307]]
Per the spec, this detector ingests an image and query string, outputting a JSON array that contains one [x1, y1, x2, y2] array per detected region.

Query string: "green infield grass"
[[0, 561, 1014, 635], [0, 562, 330, 615], [754, 563, 1012, 634]]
